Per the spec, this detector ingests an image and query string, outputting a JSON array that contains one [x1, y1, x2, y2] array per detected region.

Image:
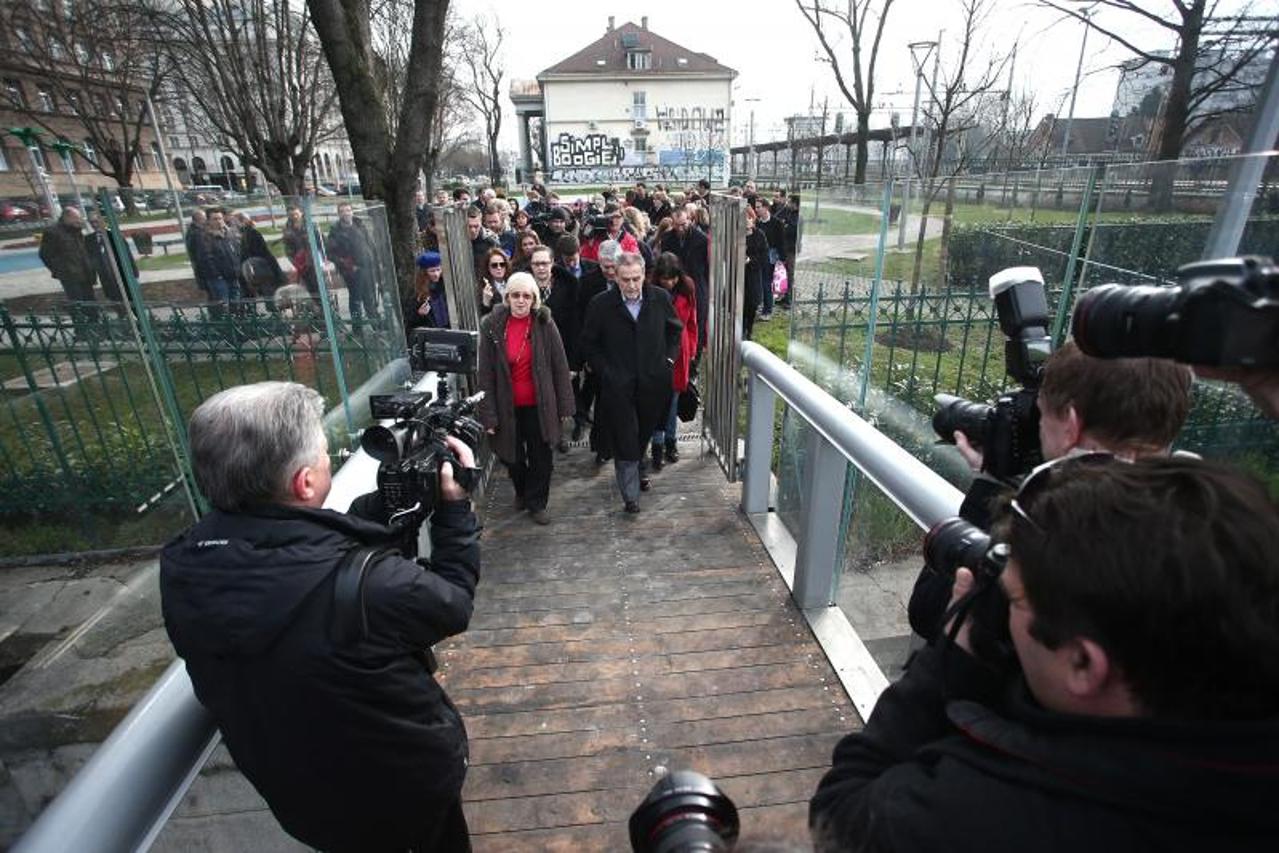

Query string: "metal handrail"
[[739, 341, 962, 530], [14, 370, 441, 853]]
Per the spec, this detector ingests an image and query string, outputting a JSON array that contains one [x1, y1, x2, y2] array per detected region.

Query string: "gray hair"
[[616, 252, 646, 273], [188, 382, 327, 512], [597, 239, 622, 264]]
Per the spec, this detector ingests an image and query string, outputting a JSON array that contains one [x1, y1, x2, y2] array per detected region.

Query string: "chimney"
[[641, 16, 648, 30], [607, 16, 614, 32]]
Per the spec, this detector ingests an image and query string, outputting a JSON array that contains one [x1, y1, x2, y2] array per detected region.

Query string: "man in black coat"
[[234, 212, 284, 301], [327, 202, 379, 326], [578, 252, 682, 513], [160, 381, 479, 853], [573, 240, 620, 446], [810, 457, 1279, 853], [658, 208, 709, 355], [754, 197, 786, 320], [85, 211, 138, 309], [39, 206, 96, 303]]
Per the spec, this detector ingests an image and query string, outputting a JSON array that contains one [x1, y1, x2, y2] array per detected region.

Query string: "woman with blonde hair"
[[476, 272, 575, 524]]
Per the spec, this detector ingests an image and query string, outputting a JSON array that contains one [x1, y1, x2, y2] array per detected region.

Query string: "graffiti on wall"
[[548, 163, 717, 185], [550, 132, 625, 168]]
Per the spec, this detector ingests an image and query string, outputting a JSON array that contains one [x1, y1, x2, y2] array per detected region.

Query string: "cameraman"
[[811, 456, 1279, 851], [159, 382, 479, 852], [908, 341, 1193, 642]]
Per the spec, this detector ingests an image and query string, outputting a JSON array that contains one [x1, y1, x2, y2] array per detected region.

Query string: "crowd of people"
[[410, 178, 802, 517]]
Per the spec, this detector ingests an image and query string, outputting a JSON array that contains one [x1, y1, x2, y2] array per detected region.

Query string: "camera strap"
[[331, 546, 391, 648]]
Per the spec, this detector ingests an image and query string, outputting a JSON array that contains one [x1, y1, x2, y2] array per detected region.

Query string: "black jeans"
[[507, 405, 553, 511], [328, 798, 470, 853]]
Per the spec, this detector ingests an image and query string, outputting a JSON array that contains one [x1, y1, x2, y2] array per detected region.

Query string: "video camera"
[[359, 328, 484, 525], [1071, 255, 1279, 367], [932, 266, 1053, 481]]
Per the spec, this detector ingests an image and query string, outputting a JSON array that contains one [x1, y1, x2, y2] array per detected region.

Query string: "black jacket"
[[810, 644, 1279, 852], [160, 499, 480, 851], [238, 223, 285, 288], [541, 266, 580, 368], [578, 285, 682, 460]]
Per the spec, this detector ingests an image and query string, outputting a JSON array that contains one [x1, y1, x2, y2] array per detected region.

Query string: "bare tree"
[[368, 0, 471, 195], [1, 1, 166, 214], [794, 0, 896, 184], [1037, 1, 1277, 165], [907, 0, 1013, 292], [457, 13, 505, 186], [306, 0, 450, 299], [149, 0, 341, 196]]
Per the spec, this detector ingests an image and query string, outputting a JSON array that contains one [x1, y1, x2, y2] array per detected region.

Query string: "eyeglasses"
[[1008, 451, 1117, 537], [508, 292, 534, 300], [489, 262, 507, 269]]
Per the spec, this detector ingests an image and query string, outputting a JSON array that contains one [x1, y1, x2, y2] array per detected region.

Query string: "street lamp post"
[[145, 94, 186, 230], [7, 127, 59, 220], [897, 39, 938, 250], [1060, 5, 1097, 160]]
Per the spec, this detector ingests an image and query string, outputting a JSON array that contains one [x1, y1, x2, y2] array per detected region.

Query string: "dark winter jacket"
[[86, 229, 137, 302], [159, 499, 479, 851], [578, 285, 682, 461], [238, 222, 285, 289], [39, 221, 94, 287], [757, 214, 786, 264], [194, 228, 241, 282], [539, 266, 580, 368], [476, 304, 575, 463], [659, 226, 710, 353], [326, 218, 374, 278], [810, 643, 1279, 852]]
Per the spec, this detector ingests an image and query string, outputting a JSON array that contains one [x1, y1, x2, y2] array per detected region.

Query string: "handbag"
[[771, 261, 789, 298], [678, 381, 700, 422]]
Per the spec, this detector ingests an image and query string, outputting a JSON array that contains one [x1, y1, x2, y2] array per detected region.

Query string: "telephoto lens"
[[931, 393, 995, 446], [924, 517, 992, 579], [629, 770, 740, 853], [1070, 282, 1180, 360]]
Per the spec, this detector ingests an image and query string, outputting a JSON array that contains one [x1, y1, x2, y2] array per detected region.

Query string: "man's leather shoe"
[[529, 509, 550, 525], [624, 500, 641, 514]]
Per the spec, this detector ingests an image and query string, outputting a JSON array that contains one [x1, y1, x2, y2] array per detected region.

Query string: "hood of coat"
[[160, 504, 401, 658], [940, 691, 1279, 830]]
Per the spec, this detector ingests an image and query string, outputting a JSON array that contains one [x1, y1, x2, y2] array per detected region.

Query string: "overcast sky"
[[448, 0, 1258, 153]]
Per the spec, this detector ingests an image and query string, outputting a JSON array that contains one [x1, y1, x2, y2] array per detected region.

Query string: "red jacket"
[[671, 284, 698, 392], [580, 229, 640, 261]]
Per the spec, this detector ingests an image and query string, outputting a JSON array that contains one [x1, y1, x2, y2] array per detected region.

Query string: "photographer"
[[908, 341, 1193, 643], [159, 381, 479, 853], [811, 456, 1279, 852]]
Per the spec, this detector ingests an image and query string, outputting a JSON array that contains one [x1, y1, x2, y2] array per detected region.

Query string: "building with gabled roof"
[[510, 16, 737, 186]]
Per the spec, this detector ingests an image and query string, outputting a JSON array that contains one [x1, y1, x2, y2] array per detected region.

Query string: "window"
[[82, 138, 95, 167], [37, 86, 55, 113], [75, 41, 91, 65], [32, 145, 47, 170], [4, 79, 26, 109], [50, 37, 67, 60], [65, 89, 82, 114], [627, 51, 651, 71], [151, 142, 163, 171], [633, 137, 647, 153], [91, 92, 110, 117], [632, 91, 647, 120], [114, 95, 126, 116], [102, 51, 114, 71], [0, 146, 9, 172], [169, 136, 180, 150]]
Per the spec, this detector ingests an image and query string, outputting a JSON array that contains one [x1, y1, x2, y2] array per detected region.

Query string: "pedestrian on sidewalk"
[[476, 273, 575, 525]]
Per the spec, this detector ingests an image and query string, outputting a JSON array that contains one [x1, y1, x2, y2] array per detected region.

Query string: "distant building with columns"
[[511, 17, 736, 186]]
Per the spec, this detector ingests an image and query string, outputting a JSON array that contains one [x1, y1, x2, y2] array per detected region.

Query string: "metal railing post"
[[792, 433, 846, 609], [741, 369, 776, 514]]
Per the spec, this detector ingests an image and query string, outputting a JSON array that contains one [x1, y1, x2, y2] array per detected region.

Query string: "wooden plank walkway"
[[437, 436, 863, 851]]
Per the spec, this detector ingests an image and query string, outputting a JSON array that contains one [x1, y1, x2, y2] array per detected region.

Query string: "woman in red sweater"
[[476, 272, 575, 524], [649, 252, 698, 470]]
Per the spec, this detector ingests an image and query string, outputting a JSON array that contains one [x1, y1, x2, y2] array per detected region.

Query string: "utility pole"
[[1061, 5, 1095, 159], [146, 94, 186, 231], [814, 96, 829, 223]]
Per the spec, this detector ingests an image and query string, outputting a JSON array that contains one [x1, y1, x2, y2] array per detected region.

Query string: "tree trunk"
[[854, 111, 871, 184], [910, 191, 933, 295], [1148, 3, 1203, 212], [938, 175, 958, 285]]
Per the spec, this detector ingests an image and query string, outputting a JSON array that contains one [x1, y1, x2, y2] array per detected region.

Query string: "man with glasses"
[[908, 341, 1194, 644], [529, 245, 578, 456], [811, 455, 1279, 851]]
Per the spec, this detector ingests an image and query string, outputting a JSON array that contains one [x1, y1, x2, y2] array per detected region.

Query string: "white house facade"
[[513, 17, 736, 186]]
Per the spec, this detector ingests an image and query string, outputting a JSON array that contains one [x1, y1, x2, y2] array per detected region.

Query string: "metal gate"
[[704, 194, 747, 481]]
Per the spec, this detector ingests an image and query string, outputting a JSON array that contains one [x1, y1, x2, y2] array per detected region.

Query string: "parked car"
[[15, 198, 53, 219], [0, 200, 35, 224], [314, 184, 338, 196]]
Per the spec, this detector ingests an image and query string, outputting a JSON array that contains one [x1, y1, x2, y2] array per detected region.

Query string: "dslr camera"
[[1071, 255, 1278, 367], [932, 266, 1053, 481], [360, 328, 485, 524], [920, 517, 1014, 665], [629, 770, 739, 853]]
